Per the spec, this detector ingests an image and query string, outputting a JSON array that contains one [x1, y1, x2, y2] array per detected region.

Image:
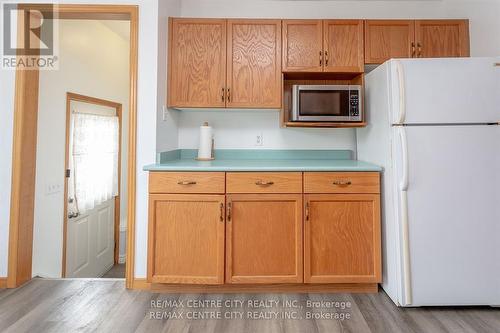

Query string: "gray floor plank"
[[1, 279, 499, 333]]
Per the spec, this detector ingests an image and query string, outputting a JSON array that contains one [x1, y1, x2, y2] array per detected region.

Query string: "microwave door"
[[292, 85, 361, 122]]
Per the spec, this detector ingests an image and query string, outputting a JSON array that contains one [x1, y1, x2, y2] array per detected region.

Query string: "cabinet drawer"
[[304, 172, 379, 194], [149, 172, 225, 194], [226, 172, 302, 193]]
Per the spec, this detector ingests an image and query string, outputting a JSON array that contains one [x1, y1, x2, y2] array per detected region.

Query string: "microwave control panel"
[[349, 91, 360, 118]]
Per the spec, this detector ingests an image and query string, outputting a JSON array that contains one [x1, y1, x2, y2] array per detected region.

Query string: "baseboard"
[[129, 279, 378, 293], [132, 278, 150, 290], [118, 254, 126, 264], [0, 277, 7, 288]]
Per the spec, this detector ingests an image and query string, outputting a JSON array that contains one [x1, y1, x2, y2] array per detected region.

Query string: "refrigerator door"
[[389, 57, 500, 125], [393, 124, 500, 306]]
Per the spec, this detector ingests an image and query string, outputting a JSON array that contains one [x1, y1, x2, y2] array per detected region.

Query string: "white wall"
[[172, 0, 500, 150], [179, 111, 356, 150], [156, 0, 181, 153], [0, 0, 161, 279], [32, 19, 130, 277]]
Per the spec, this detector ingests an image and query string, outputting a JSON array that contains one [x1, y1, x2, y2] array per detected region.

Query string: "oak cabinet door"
[[304, 194, 381, 283], [415, 20, 470, 58], [147, 194, 225, 284], [168, 18, 226, 108], [225, 194, 303, 283], [226, 20, 282, 108], [364, 20, 415, 64], [282, 20, 323, 72], [323, 20, 364, 73]]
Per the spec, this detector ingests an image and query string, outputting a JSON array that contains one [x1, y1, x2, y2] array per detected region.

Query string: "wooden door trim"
[[225, 194, 303, 284], [304, 193, 381, 284], [147, 194, 226, 285], [323, 19, 364, 73], [62, 93, 123, 278], [226, 19, 282, 108], [282, 19, 323, 73], [8, 4, 138, 289]]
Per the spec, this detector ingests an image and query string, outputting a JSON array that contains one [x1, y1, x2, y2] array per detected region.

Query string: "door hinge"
[[65, 169, 71, 178]]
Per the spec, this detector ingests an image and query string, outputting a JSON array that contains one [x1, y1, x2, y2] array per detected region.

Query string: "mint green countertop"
[[143, 149, 382, 172]]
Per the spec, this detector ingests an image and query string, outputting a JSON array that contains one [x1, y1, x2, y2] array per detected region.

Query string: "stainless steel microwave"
[[291, 85, 362, 122]]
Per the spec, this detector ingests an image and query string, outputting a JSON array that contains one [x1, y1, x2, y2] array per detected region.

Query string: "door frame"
[[63, 92, 123, 278], [7, 4, 138, 288]]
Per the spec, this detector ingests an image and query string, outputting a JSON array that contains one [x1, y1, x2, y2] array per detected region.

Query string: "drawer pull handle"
[[255, 180, 274, 186], [220, 203, 224, 222], [333, 180, 352, 186], [177, 180, 197, 185]]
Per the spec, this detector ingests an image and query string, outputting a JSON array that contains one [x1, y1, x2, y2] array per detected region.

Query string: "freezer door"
[[394, 125, 500, 306], [389, 57, 500, 124]]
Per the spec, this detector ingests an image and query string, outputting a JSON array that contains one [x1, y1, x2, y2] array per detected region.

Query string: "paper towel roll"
[[197, 122, 213, 159]]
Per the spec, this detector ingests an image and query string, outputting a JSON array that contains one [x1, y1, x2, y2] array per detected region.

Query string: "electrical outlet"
[[162, 105, 168, 121], [255, 133, 264, 146], [45, 182, 63, 195]]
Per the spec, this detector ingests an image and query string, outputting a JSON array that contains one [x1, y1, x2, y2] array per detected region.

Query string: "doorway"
[[63, 93, 123, 278], [8, 5, 138, 288]]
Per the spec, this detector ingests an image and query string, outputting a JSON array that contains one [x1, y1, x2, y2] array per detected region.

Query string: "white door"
[[65, 101, 119, 278], [389, 57, 500, 124], [66, 200, 115, 277], [394, 124, 500, 305]]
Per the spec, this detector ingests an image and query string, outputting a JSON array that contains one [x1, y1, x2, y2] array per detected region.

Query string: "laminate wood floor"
[[101, 264, 125, 278], [0, 279, 498, 333]]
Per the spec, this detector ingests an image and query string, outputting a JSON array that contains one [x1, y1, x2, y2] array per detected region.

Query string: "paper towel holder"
[[195, 135, 215, 161]]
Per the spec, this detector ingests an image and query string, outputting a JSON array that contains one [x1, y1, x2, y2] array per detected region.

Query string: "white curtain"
[[70, 113, 119, 214]]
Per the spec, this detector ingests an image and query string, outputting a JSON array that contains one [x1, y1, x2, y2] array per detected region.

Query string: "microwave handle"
[[292, 85, 299, 120]]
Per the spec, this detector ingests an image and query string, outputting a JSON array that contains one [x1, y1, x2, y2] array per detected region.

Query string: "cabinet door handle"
[[227, 88, 231, 102], [332, 180, 352, 186], [227, 202, 232, 222], [255, 180, 274, 186], [494, 63, 500, 67], [221, 87, 225, 102], [220, 203, 224, 222], [411, 42, 416, 57], [319, 51, 322, 66], [177, 180, 197, 185], [417, 42, 422, 57], [305, 202, 310, 221], [325, 50, 328, 66]]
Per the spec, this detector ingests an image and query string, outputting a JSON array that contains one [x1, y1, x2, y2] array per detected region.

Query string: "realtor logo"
[[1, 3, 59, 69]]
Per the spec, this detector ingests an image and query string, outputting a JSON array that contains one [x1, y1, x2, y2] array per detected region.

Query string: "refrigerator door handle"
[[395, 60, 406, 124], [398, 125, 412, 305], [399, 126, 409, 191]]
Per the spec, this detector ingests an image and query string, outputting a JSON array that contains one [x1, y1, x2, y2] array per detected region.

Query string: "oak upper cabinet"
[[364, 20, 415, 64], [282, 19, 363, 73], [303, 172, 381, 284], [225, 194, 303, 284], [323, 20, 364, 72], [167, 18, 226, 108], [147, 194, 225, 284], [415, 20, 470, 58], [282, 20, 323, 72], [226, 20, 282, 108]]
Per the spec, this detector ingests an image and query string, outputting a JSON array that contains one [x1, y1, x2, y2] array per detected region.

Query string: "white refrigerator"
[[357, 57, 500, 306]]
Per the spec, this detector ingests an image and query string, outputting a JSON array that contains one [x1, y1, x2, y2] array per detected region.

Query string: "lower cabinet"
[[147, 194, 225, 284], [147, 171, 382, 290], [304, 194, 381, 283], [225, 194, 303, 284]]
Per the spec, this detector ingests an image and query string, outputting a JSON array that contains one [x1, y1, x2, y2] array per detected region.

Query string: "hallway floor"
[[0, 279, 498, 333], [102, 264, 125, 278]]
